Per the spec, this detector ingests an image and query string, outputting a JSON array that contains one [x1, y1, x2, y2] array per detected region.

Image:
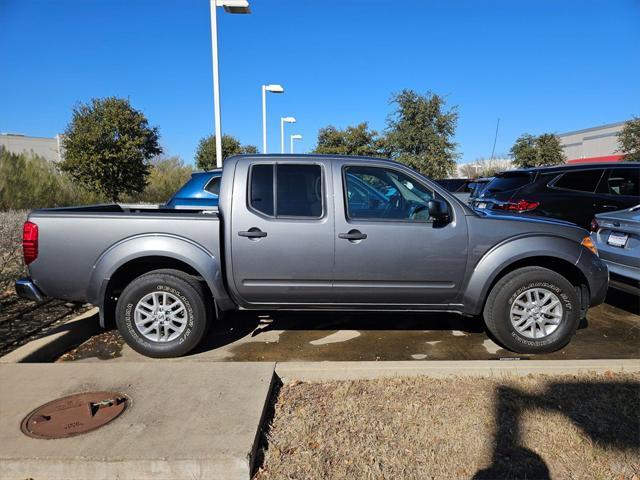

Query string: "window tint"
[[249, 164, 274, 216], [344, 166, 434, 221], [276, 164, 323, 217], [604, 168, 640, 196], [204, 176, 221, 195], [485, 172, 532, 193], [552, 169, 603, 192], [249, 164, 323, 218]]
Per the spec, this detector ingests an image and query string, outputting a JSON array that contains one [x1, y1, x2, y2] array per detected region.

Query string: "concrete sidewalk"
[[0, 362, 275, 480]]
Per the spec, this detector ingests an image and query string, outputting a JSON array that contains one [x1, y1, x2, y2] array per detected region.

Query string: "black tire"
[[116, 269, 210, 358], [483, 266, 580, 354]]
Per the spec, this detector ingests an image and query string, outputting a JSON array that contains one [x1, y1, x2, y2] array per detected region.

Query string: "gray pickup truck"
[[16, 154, 608, 357]]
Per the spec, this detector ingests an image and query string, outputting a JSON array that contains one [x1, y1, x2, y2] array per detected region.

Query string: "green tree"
[[126, 155, 193, 204], [617, 117, 640, 161], [60, 97, 162, 202], [313, 122, 386, 156], [195, 134, 257, 170], [510, 133, 566, 168], [384, 90, 459, 179]]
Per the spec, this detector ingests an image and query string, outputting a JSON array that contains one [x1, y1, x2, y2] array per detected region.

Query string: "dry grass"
[[255, 373, 640, 480], [0, 210, 27, 298]]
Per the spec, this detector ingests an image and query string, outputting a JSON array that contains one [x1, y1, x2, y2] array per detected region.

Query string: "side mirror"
[[427, 199, 450, 221]]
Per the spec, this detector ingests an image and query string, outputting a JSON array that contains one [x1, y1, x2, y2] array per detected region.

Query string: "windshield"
[[485, 172, 532, 193]]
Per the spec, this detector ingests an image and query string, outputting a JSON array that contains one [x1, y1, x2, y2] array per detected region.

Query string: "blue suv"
[[166, 170, 222, 208]]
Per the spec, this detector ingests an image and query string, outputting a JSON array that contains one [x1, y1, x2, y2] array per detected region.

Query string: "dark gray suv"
[[474, 163, 640, 229]]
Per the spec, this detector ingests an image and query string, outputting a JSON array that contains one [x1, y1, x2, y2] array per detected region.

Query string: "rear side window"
[[551, 169, 603, 192], [603, 168, 640, 196], [249, 164, 323, 218], [485, 173, 532, 193], [250, 164, 274, 216], [204, 176, 221, 195]]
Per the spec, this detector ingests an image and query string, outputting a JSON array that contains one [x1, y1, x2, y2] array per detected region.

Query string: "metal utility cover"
[[21, 391, 128, 439]]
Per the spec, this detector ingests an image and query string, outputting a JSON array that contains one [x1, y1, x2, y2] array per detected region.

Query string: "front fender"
[[87, 234, 232, 316], [462, 234, 584, 316]]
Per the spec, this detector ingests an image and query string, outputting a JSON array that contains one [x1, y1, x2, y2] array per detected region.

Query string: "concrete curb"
[[275, 359, 640, 382], [0, 307, 100, 363]]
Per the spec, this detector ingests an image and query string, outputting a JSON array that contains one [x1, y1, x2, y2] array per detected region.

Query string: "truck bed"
[[26, 204, 221, 303]]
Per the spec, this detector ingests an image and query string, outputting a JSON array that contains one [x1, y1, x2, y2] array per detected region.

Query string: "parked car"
[[472, 163, 640, 229], [435, 178, 476, 203], [165, 170, 221, 208], [590, 205, 640, 295], [16, 154, 608, 358], [468, 177, 493, 205]]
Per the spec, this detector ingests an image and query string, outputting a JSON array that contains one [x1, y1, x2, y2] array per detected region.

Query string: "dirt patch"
[[58, 329, 125, 361], [254, 373, 640, 480]]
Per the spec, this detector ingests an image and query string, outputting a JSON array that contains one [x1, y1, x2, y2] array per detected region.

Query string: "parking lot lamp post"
[[290, 134, 303, 153], [280, 117, 296, 153], [209, 0, 251, 168], [262, 84, 284, 153]]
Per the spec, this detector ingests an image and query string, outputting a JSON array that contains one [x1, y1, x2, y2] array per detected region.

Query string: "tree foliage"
[[617, 117, 640, 161], [126, 156, 193, 204], [313, 122, 386, 157], [60, 97, 162, 202], [0, 147, 103, 210], [384, 90, 459, 179], [195, 134, 257, 170], [510, 133, 566, 168]]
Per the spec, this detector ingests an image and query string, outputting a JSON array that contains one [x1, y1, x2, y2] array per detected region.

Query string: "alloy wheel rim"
[[509, 287, 563, 339], [134, 291, 188, 342]]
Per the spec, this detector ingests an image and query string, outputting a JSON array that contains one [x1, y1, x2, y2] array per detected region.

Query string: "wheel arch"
[[463, 236, 590, 316], [86, 235, 232, 327]]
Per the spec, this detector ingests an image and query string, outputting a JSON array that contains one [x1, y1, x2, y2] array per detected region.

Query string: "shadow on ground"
[[474, 378, 640, 479]]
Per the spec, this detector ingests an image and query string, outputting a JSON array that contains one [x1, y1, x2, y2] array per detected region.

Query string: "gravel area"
[[254, 373, 640, 480]]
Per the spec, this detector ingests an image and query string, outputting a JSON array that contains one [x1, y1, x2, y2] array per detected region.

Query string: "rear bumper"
[[15, 278, 46, 302], [576, 250, 609, 307]]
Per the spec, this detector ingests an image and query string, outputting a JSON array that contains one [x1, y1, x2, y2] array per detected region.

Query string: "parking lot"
[[60, 289, 639, 363]]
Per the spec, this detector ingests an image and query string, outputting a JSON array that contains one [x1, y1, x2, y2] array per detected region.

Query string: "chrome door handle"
[[238, 228, 267, 238]]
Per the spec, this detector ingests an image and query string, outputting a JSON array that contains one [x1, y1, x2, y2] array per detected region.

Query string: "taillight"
[[494, 199, 540, 213], [23, 221, 38, 265], [589, 217, 599, 233]]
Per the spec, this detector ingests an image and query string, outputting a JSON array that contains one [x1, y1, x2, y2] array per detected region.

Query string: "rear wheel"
[[116, 269, 210, 358], [483, 266, 580, 354]]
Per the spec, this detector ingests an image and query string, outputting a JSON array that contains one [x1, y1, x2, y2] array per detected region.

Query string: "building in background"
[[0, 133, 64, 162], [558, 121, 625, 164]]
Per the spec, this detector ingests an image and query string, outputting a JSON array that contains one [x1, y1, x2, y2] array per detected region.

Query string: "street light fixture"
[[209, 0, 251, 168], [280, 116, 296, 153], [290, 134, 303, 153], [262, 84, 284, 153]]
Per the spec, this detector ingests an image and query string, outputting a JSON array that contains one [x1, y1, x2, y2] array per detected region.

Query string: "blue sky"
[[1, 0, 639, 165]]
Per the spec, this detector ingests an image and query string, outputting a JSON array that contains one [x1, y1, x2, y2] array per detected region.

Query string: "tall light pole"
[[262, 84, 284, 153], [290, 134, 303, 153], [280, 116, 296, 153], [210, 0, 251, 168]]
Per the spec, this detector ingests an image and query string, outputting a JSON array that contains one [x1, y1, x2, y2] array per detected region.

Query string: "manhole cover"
[[21, 391, 129, 439]]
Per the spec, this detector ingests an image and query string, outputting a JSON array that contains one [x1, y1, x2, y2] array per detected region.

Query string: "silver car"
[[591, 204, 640, 295]]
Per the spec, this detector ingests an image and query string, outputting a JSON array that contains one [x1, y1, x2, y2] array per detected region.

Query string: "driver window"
[[344, 166, 434, 221]]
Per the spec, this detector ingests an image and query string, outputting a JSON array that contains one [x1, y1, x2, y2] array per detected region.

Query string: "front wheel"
[[116, 269, 210, 358], [483, 266, 580, 354]]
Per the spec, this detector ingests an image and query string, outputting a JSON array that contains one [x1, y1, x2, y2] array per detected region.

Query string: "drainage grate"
[[20, 391, 129, 439]]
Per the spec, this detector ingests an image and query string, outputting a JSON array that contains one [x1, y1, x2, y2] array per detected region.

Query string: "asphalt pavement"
[[62, 289, 639, 363]]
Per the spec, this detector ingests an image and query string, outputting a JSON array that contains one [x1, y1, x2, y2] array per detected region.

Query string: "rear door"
[[595, 166, 640, 214], [541, 168, 606, 228], [332, 161, 468, 306], [230, 159, 334, 305]]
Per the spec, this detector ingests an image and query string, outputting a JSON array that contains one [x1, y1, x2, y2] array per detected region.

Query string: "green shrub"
[[0, 147, 104, 210]]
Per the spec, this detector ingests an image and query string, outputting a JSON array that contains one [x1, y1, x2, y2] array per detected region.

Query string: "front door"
[[230, 159, 334, 305], [332, 161, 468, 306]]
